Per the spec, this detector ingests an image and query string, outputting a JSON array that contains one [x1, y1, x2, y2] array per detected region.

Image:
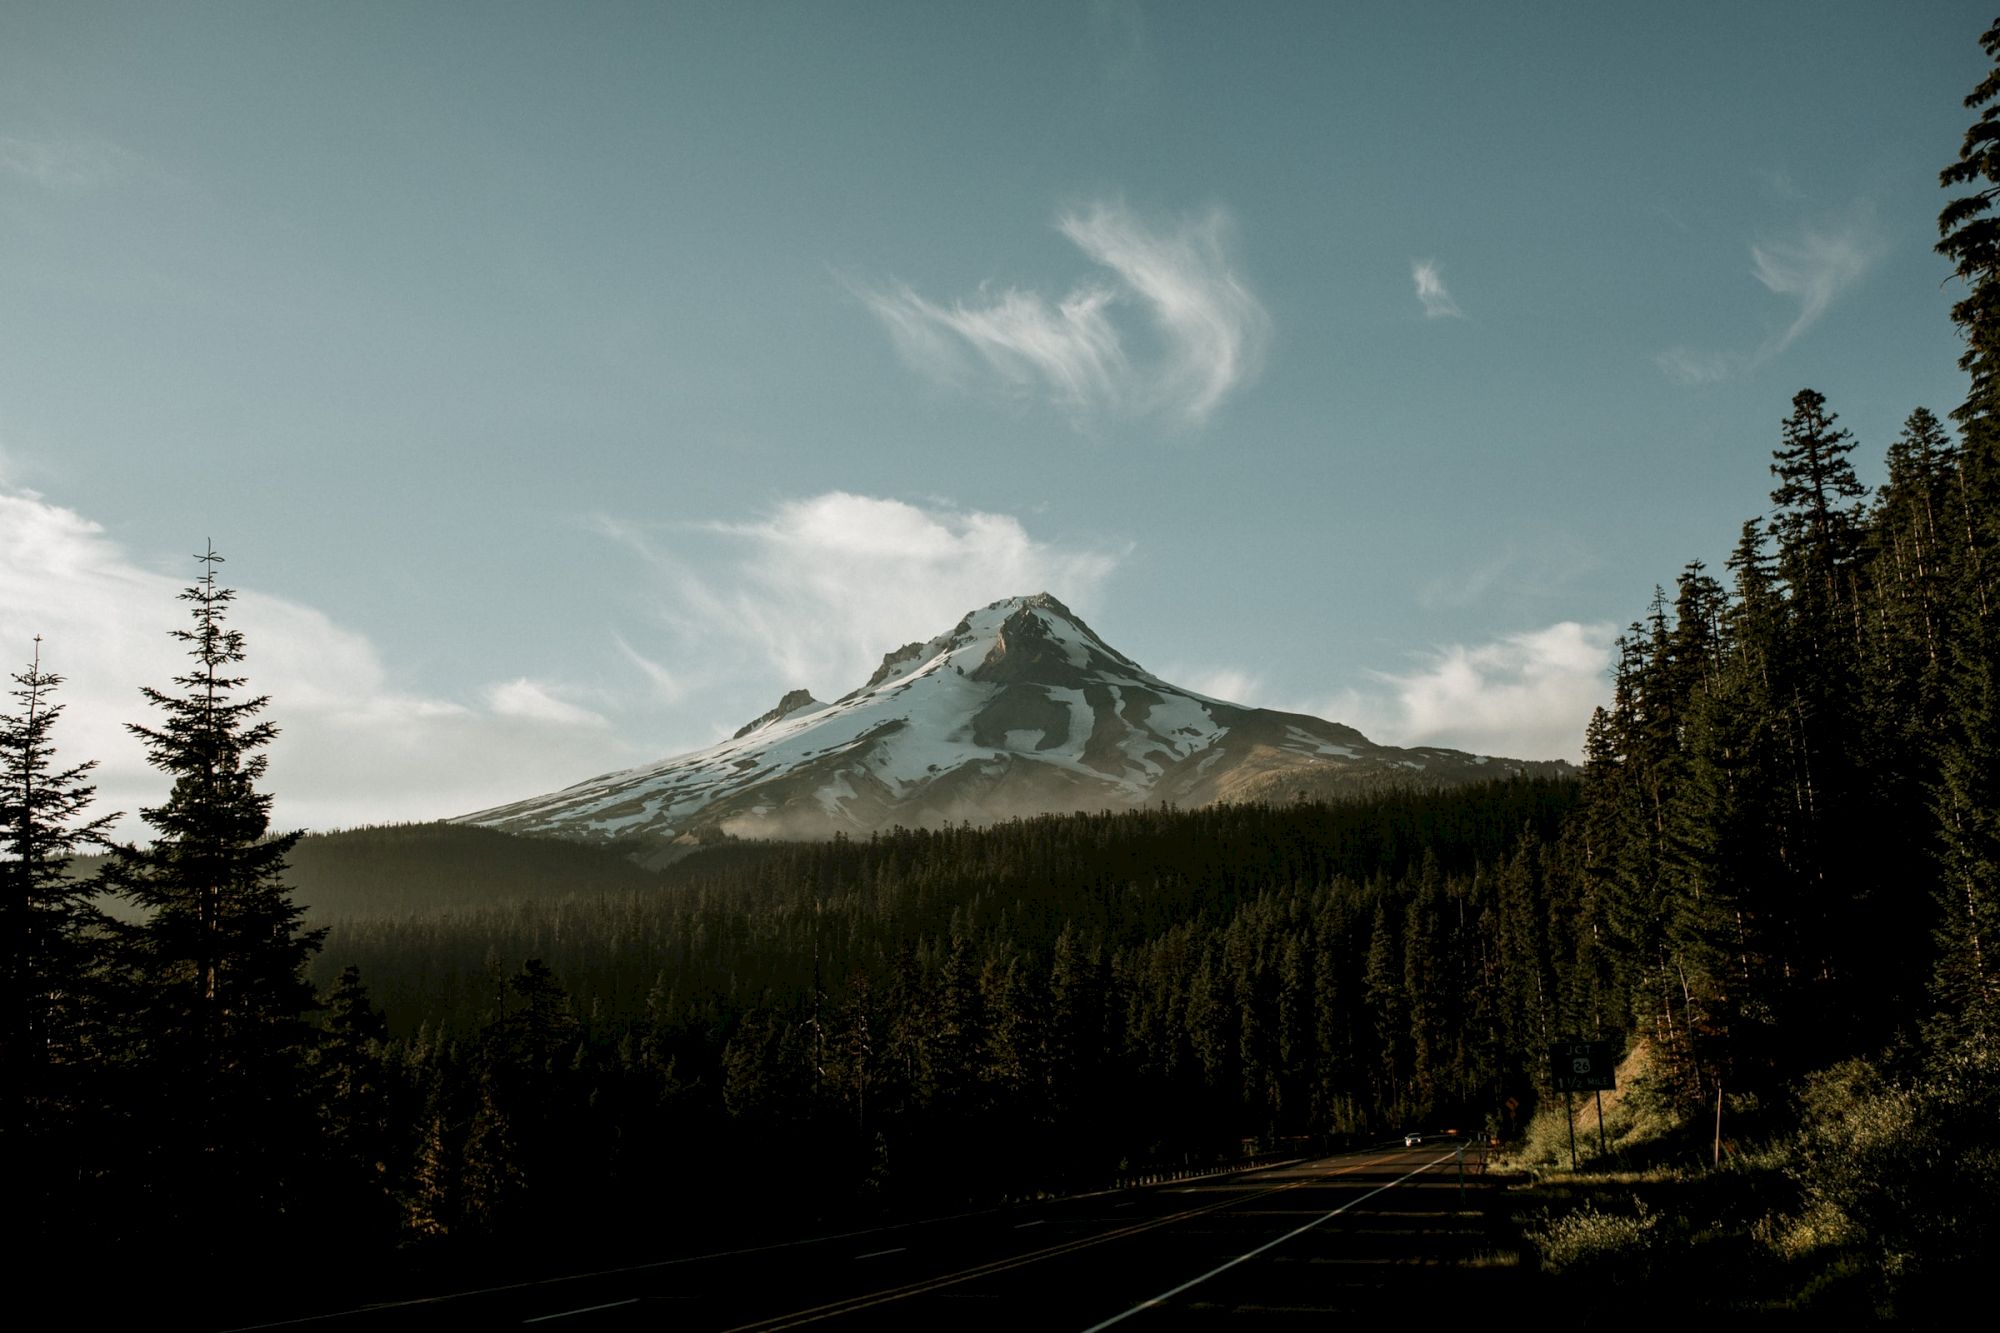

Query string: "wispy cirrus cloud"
[[1749, 224, 1876, 354], [1415, 538, 1599, 613], [483, 678, 609, 728], [613, 634, 690, 705], [1656, 210, 1881, 384], [1654, 345, 1737, 387], [598, 491, 1125, 696], [849, 200, 1269, 426], [1088, 0, 1158, 108], [0, 132, 138, 191], [1319, 621, 1616, 762], [1411, 259, 1464, 319]]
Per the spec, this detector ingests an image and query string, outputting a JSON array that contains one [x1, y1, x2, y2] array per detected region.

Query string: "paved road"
[[238, 1142, 1520, 1330]]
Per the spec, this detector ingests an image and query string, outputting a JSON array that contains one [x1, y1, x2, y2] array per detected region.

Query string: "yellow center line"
[[718, 1152, 1406, 1332]]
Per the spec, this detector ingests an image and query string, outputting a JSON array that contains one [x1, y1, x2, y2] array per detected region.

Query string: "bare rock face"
[[862, 643, 927, 690], [731, 688, 824, 740], [462, 593, 1571, 844]]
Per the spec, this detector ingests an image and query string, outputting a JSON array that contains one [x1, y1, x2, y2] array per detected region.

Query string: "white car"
[[1403, 1132, 1422, 1147]]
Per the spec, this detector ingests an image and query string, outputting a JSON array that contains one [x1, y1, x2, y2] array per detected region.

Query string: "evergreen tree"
[[1860, 409, 1962, 1018], [308, 966, 402, 1245], [1362, 901, 1405, 1122], [1937, 20, 2000, 1035], [103, 546, 324, 1238], [1940, 16, 2000, 441], [1869, 408, 1958, 701], [1, 638, 117, 1235], [1769, 389, 1868, 627], [1766, 391, 1890, 1040], [2, 640, 116, 1086]]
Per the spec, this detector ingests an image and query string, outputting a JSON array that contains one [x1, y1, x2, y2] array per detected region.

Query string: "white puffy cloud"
[[1321, 621, 1615, 762], [600, 491, 1125, 696], [0, 486, 647, 836], [852, 200, 1269, 425], [1411, 259, 1464, 319]]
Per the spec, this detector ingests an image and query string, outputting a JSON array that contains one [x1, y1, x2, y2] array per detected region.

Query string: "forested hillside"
[[299, 787, 1587, 1243]]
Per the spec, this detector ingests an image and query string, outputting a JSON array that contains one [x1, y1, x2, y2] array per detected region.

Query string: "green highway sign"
[[1549, 1039, 1616, 1092]]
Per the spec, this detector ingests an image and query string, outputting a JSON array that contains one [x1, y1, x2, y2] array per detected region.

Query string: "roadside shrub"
[[1527, 1199, 1657, 1281], [1788, 1037, 2000, 1310]]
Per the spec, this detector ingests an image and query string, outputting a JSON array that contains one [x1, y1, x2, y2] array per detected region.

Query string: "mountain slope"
[[462, 593, 1570, 844]]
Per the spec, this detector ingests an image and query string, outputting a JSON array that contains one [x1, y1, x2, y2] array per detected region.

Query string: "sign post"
[[1548, 1040, 1617, 1166]]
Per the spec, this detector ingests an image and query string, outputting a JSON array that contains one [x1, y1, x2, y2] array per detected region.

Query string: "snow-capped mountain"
[[462, 594, 1570, 845]]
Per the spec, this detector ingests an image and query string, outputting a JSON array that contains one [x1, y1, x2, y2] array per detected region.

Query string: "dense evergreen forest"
[[9, 14, 2000, 1315]]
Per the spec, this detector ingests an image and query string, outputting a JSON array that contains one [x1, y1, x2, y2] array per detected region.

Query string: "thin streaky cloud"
[[483, 678, 610, 729], [850, 200, 1268, 426], [613, 634, 689, 705], [0, 133, 137, 190], [1088, 0, 1159, 108], [1411, 259, 1464, 319], [1750, 221, 1878, 353], [865, 280, 1127, 413], [1416, 538, 1597, 612], [1656, 212, 1880, 385], [1655, 345, 1737, 386]]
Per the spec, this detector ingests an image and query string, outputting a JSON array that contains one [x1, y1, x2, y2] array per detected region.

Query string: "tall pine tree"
[[104, 546, 324, 1243], [1, 638, 117, 1239], [2, 639, 116, 1093], [1935, 20, 2000, 1034]]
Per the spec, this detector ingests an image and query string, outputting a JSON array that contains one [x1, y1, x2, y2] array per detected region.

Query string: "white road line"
[[522, 1298, 639, 1323], [1075, 1156, 1448, 1332], [855, 1247, 908, 1260], [216, 1156, 1325, 1332], [1014, 1220, 1046, 1229]]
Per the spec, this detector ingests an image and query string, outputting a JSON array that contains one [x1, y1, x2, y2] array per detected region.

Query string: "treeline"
[[284, 821, 665, 916], [314, 788, 1575, 1036], [1494, 22, 2000, 1303], [1565, 391, 1980, 1105], [1552, 16, 2000, 1115], [299, 785, 1586, 1243]]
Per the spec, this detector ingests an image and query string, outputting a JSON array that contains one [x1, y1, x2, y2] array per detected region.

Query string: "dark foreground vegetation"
[[8, 13, 2000, 1323]]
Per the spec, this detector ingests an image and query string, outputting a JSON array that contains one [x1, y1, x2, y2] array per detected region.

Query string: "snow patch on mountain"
[[461, 592, 1572, 843]]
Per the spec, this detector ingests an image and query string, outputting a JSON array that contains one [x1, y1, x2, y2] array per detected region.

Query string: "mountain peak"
[[968, 592, 1139, 683], [463, 594, 1573, 844], [997, 590, 1069, 614]]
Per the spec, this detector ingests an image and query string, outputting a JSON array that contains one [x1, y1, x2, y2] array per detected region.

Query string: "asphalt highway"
[[236, 1141, 1520, 1330]]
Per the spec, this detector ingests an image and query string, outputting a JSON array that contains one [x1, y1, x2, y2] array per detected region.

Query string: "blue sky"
[[1, 1, 1990, 832]]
